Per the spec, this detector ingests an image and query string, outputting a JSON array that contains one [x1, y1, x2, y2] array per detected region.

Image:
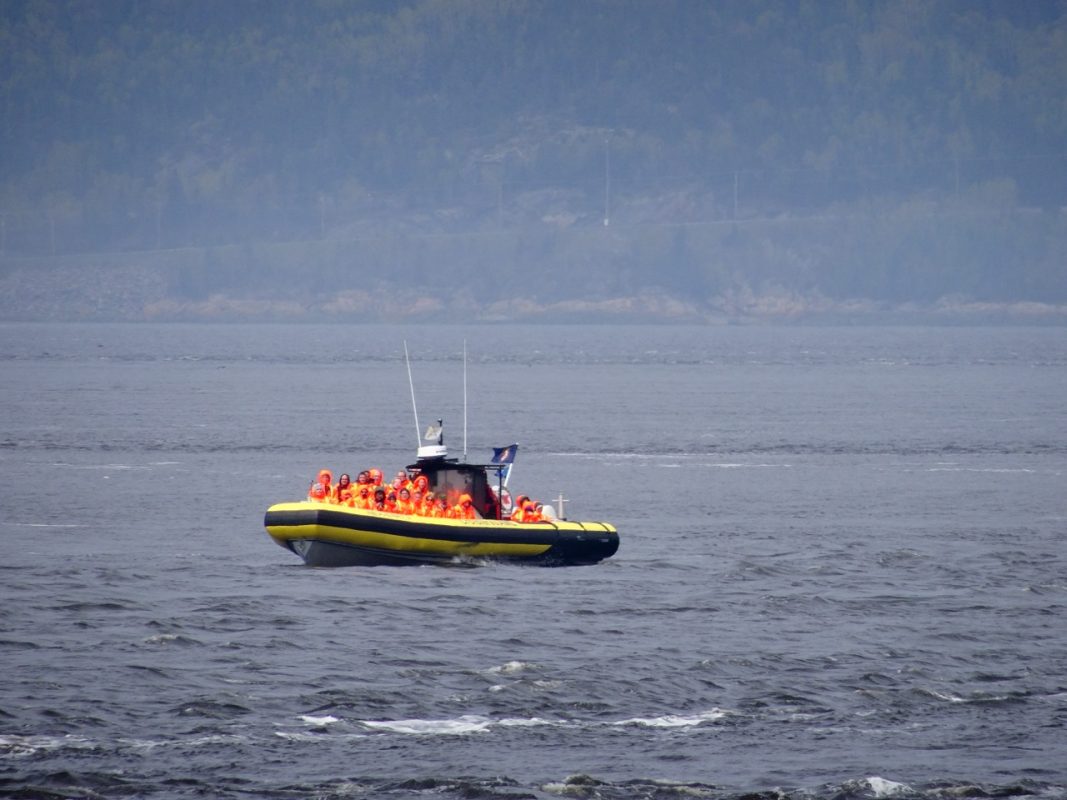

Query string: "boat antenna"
[[404, 340, 421, 450], [462, 339, 468, 461]]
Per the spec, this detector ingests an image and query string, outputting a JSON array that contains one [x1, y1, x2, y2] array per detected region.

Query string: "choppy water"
[[1, 323, 1065, 800]]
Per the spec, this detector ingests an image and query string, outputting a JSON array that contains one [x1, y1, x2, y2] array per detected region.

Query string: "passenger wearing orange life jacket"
[[391, 471, 414, 494], [332, 473, 353, 505], [395, 487, 415, 515], [412, 474, 430, 495], [313, 469, 333, 499], [352, 485, 372, 509], [308, 482, 329, 503], [384, 490, 399, 514], [522, 500, 544, 523], [411, 490, 427, 516], [429, 494, 448, 518], [371, 487, 387, 511], [367, 468, 384, 487], [452, 493, 477, 520], [510, 495, 530, 522]]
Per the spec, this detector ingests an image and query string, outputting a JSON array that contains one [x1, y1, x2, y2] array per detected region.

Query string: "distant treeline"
[[1, 0, 1066, 309], [2, 199, 1063, 321]]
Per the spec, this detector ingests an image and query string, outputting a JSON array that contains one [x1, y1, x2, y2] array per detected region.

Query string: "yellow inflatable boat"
[[263, 432, 619, 567], [263, 502, 618, 566]]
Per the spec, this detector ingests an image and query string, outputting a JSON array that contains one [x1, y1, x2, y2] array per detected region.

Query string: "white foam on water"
[[122, 734, 242, 751], [360, 714, 493, 735], [496, 717, 558, 728], [926, 688, 1013, 705], [300, 715, 340, 727], [926, 467, 1036, 474], [612, 709, 729, 728], [543, 776, 718, 797], [707, 462, 793, 469], [143, 633, 183, 644], [642, 779, 719, 797], [865, 776, 914, 797], [274, 731, 368, 743], [0, 734, 95, 757], [120, 737, 167, 752], [51, 462, 145, 471], [274, 731, 324, 742], [487, 660, 533, 674]]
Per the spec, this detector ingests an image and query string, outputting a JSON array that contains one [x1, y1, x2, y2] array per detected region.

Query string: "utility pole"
[[603, 138, 611, 227], [497, 176, 504, 229]]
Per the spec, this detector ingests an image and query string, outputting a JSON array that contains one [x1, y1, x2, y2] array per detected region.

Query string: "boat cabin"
[[408, 456, 506, 520]]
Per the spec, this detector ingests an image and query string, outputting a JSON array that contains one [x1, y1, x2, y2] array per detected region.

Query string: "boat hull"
[[263, 502, 619, 567]]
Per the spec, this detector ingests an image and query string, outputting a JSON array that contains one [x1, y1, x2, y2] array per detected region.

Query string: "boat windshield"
[[417, 461, 502, 519]]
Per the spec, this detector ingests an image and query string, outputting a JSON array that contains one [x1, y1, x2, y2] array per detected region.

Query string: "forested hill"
[[2, 0, 1066, 322]]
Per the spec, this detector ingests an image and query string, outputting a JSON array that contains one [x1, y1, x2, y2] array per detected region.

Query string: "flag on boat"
[[491, 444, 518, 484], [491, 444, 517, 464]]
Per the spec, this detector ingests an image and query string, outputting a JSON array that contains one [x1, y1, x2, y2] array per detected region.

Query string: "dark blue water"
[[1, 323, 1065, 800]]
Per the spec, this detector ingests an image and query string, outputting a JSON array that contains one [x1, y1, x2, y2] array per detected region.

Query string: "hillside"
[[2, 0, 1066, 321]]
